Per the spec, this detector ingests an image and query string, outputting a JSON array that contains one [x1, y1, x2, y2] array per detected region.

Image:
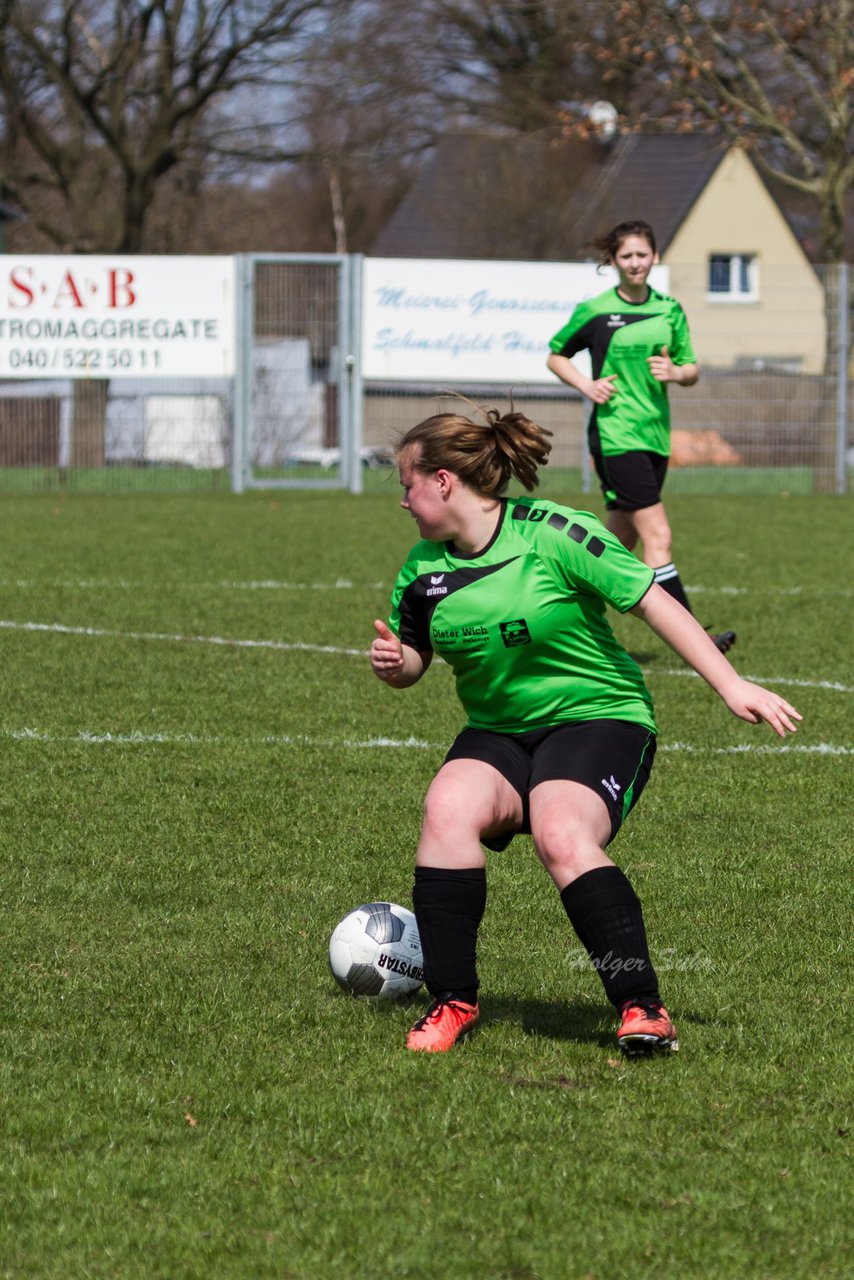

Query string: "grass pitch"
[[0, 484, 851, 1279]]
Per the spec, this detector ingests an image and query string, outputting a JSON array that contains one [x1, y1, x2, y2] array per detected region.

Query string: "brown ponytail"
[[398, 401, 552, 495]]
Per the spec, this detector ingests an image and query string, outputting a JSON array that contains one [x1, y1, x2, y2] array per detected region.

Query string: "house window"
[[707, 254, 758, 301]]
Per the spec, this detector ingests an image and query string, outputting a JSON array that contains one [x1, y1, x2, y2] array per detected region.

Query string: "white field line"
[[3, 727, 852, 755], [658, 742, 853, 756], [0, 619, 365, 658], [0, 577, 851, 598], [0, 578, 388, 592], [686, 585, 854, 599], [1, 616, 850, 695], [4, 728, 439, 748], [659, 667, 853, 693]]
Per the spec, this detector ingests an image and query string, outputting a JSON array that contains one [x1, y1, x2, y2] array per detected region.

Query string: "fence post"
[[581, 401, 592, 493], [836, 262, 850, 496], [347, 254, 364, 496], [231, 254, 252, 495]]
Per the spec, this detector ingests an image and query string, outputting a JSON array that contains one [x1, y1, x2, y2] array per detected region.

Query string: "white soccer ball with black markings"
[[329, 902, 424, 1000]]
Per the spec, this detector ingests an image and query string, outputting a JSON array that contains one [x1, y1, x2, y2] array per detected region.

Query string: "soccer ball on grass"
[[329, 902, 423, 1000]]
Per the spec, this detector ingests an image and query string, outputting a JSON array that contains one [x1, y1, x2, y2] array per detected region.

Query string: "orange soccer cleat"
[[405, 997, 480, 1053], [617, 998, 679, 1054]]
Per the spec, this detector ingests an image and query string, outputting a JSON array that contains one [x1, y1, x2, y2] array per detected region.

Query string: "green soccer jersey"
[[389, 497, 656, 735], [548, 286, 696, 457]]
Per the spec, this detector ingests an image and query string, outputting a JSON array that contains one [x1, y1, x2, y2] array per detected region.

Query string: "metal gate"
[[232, 253, 364, 494]]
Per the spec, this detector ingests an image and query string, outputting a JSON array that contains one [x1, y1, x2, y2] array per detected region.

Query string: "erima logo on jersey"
[[607, 314, 626, 327], [601, 775, 621, 802], [430, 575, 445, 584], [427, 572, 448, 597]]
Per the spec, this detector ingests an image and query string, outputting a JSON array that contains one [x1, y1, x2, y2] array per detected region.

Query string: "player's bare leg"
[[606, 508, 639, 552], [618, 503, 736, 653]]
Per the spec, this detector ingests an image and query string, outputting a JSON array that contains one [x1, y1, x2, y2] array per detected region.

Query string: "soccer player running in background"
[[546, 219, 736, 653], [369, 404, 801, 1055]]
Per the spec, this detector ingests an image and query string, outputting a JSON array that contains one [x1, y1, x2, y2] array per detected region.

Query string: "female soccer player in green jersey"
[[546, 219, 735, 653], [370, 404, 801, 1055]]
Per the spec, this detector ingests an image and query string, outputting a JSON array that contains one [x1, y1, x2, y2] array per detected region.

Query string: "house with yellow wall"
[[375, 131, 829, 374], [552, 133, 828, 375]]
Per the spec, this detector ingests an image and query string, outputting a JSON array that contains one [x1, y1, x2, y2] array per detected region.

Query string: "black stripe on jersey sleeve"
[[561, 310, 659, 378], [556, 316, 597, 359], [397, 557, 521, 652]]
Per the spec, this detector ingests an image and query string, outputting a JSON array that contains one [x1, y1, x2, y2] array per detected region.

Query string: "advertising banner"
[[0, 256, 235, 378], [362, 257, 669, 384]]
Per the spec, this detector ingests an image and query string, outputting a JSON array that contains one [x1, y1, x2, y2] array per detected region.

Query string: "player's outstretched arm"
[[370, 620, 431, 688], [631, 584, 802, 738]]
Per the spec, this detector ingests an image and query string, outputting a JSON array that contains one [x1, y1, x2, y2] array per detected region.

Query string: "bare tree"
[[607, 0, 854, 259], [402, 1, 851, 259], [259, 0, 650, 252], [265, 0, 436, 252], [421, 0, 643, 131], [0, 0, 329, 253]]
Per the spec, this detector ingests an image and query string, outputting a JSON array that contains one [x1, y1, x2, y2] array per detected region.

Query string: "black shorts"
[[593, 450, 669, 511], [444, 719, 656, 851]]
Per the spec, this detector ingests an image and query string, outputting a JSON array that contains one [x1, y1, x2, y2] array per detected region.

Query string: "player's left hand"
[[722, 678, 803, 738], [647, 345, 677, 382], [370, 619, 405, 679]]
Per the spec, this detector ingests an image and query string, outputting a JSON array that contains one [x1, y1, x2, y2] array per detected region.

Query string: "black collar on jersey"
[[446, 497, 507, 561], [615, 286, 652, 306]]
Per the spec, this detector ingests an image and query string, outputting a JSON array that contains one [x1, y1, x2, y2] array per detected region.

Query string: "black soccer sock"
[[412, 865, 486, 1003], [653, 562, 693, 614], [560, 866, 660, 1009]]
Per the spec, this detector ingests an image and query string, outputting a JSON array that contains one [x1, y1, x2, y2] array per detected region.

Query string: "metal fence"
[[361, 262, 852, 497], [232, 254, 363, 492], [0, 257, 849, 495]]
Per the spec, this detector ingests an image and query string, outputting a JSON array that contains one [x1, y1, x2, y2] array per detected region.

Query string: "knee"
[[423, 779, 477, 841], [534, 816, 588, 879]]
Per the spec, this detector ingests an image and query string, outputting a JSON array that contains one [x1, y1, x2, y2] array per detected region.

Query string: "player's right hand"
[[370, 619, 404, 679], [722, 677, 803, 738], [589, 374, 618, 404]]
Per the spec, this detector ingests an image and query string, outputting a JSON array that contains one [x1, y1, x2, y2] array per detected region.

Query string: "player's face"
[[612, 235, 656, 288], [398, 458, 452, 541]]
